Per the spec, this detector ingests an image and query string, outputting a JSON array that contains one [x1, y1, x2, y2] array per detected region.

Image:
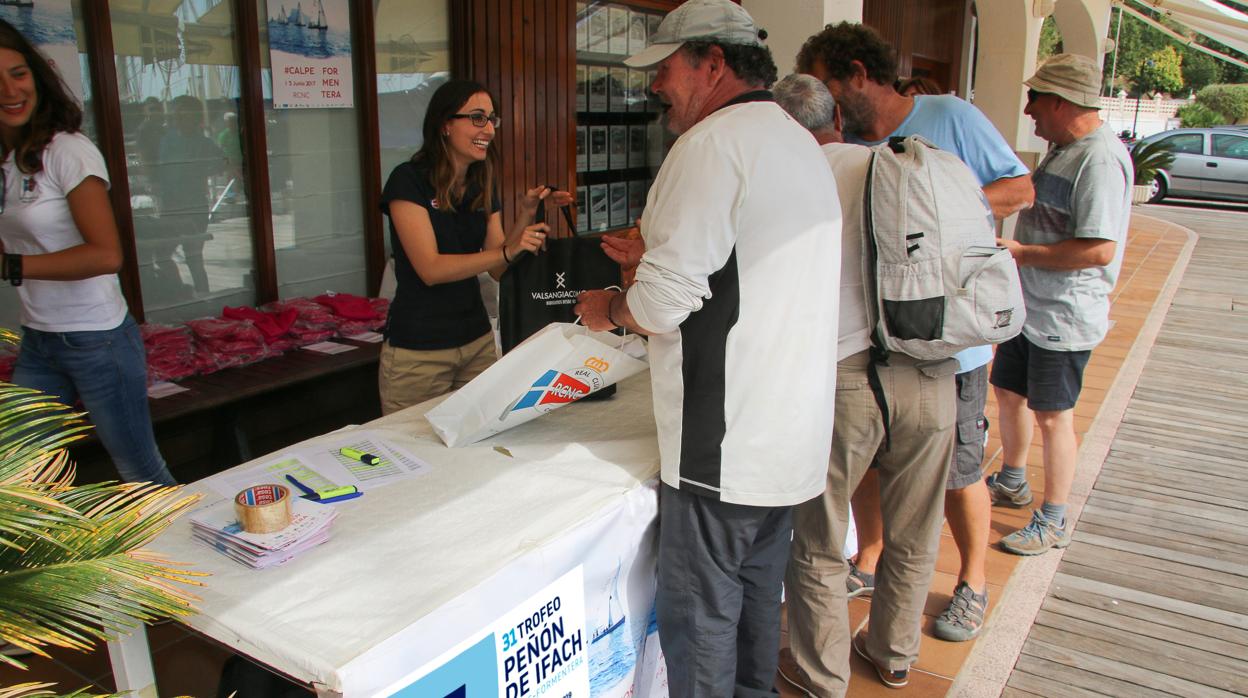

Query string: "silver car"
[[1140, 127, 1248, 203]]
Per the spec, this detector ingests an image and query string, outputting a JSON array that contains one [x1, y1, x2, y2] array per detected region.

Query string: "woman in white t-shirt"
[[0, 20, 174, 485]]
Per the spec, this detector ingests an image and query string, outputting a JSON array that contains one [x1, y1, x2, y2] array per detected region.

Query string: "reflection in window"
[[1159, 134, 1203, 155], [1212, 134, 1248, 160], [375, 1, 449, 259], [110, 0, 254, 324], [258, 2, 368, 300]]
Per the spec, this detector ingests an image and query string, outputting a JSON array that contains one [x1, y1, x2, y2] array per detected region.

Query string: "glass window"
[[110, 0, 256, 324], [575, 2, 668, 235], [259, 2, 368, 300], [0, 0, 93, 333], [1159, 133, 1204, 155], [1212, 134, 1248, 160], [374, 1, 450, 259]]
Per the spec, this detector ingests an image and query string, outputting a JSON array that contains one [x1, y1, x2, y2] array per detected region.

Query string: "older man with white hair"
[[773, 73, 960, 695]]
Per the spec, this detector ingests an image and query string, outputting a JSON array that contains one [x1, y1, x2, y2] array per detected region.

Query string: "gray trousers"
[[786, 350, 956, 696], [656, 483, 794, 698]]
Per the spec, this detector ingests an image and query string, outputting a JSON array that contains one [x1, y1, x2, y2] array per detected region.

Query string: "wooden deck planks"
[[1009, 205, 1248, 698]]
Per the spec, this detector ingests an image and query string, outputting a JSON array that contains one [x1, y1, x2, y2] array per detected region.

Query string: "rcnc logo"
[[501, 357, 608, 418]]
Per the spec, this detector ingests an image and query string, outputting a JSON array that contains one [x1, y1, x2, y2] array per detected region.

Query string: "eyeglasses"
[[1026, 88, 1043, 104], [450, 112, 501, 128]]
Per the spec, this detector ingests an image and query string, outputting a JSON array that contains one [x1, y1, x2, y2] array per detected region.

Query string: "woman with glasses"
[[378, 79, 570, 414], [0, 19, 175, 485]]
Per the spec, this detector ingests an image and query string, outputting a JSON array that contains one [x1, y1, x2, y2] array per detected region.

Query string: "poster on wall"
[[4, 0, 83, 103], [266, 0, 354, 109]]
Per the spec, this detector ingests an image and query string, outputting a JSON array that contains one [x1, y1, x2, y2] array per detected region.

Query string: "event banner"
[[266, 0, 354, 109], [393, 567, 590, 697], [4, 0, 84, 103], [367, 482, 665, 698]]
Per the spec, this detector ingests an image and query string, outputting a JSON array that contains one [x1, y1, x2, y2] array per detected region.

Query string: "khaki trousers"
[[378, 332, 496, 415], [786, 349, 957, 696]]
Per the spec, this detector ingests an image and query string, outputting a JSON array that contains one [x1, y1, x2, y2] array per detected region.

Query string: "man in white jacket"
[[574, 1, 841, 694]]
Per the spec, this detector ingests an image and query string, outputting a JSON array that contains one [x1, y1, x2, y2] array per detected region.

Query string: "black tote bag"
[[498, 199, 623, 398]]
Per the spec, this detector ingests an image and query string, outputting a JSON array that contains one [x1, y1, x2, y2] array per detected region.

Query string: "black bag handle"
[[534, 185, 577, 236]]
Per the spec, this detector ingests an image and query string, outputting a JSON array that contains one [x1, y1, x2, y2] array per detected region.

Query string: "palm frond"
[[0, 377, 206, 676], [0, 385, 90, 486], [1130, 140, 1177, 182], [0, 551, 204, 654], [1, 483, 203, 572], [0, 683, 108, 698]]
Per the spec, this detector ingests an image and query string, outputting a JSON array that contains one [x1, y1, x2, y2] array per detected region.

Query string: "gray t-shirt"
[[1015, 123, 1132, 352]]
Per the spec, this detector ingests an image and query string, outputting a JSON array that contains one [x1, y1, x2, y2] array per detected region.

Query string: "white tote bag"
[[425, 322, 648, 447]]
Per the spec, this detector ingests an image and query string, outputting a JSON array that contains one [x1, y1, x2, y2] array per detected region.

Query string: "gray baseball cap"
[[623, 0, 763, 69]]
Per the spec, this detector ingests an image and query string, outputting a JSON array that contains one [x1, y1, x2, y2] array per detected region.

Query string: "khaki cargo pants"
[[786, 349, 957, 696]]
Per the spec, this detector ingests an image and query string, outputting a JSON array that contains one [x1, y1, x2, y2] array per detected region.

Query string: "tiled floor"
[[2, 213, 1188, 697], [774, 213, 1191, 696]]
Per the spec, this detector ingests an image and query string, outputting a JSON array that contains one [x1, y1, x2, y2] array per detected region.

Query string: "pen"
[[285, 474, 318, 498], [285, 474, 362, 503], [339, 447, 380, 465]]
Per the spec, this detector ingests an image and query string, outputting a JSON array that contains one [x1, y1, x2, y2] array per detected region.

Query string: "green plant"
[[1180, 49, 1221, 94], [1130, 139, 1176, 183], [0, 331, 204, 697], [1195, 83, 1248, 123], [1176, 101, 1226, 128], [1133, 46, 1184, 97]]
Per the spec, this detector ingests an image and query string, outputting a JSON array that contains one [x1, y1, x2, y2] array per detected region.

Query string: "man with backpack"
[[771, 72, 951, 694], [796, 22, 1035, 654], [987, 54, 1132, 555]]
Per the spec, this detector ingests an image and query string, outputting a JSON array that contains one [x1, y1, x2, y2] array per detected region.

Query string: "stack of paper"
[[189, 497, 338, 569]]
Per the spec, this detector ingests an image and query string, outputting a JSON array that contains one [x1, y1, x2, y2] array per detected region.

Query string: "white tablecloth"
[[150, 373, 661, 696]]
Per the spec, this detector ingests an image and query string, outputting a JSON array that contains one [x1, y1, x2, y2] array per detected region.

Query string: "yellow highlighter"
[[340, 447, 380, 465]]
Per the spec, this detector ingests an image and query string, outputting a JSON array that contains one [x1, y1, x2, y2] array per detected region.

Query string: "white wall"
[[743, 0, 862, 74]]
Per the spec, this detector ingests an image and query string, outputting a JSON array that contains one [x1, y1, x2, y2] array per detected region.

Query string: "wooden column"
[[351, 0, 385, 295], [452, 0, 576, 237], [234, 0, 278, 303], [81, 1, 145, 321]]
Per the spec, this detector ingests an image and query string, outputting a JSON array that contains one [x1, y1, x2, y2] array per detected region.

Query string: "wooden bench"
[[72, 339, 383, 484]]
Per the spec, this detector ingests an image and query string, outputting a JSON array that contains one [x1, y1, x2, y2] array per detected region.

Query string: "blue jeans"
[[13, 316, 176, 485]]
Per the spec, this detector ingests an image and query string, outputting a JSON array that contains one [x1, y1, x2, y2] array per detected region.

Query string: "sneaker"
[[1000, 510, 1071, 555], [852, 631, 908, 689], [933, 582, 988, 642], [985, 472, 1034, 508], [846, 562, 876, 599], [776, 647, 815, 697]]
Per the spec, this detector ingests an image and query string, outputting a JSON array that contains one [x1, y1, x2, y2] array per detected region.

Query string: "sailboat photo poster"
[[266, 0, 354, 109], [3, 0, 84, 104]]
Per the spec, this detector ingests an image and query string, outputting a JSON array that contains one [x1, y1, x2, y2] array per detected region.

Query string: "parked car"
[[1138, 127, 1248, 203]]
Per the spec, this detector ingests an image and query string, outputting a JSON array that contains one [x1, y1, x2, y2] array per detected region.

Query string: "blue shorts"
[[989, 334, 1091, 412]]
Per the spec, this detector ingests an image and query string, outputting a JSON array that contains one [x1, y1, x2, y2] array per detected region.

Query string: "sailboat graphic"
[[591, 562, 626, 644], [289, 1, 307, 27], [308, 0, 328, 32], [275, 3, 288, 24]]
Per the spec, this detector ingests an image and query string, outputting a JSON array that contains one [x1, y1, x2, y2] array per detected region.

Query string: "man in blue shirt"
[[786, 21, 1034, 692]]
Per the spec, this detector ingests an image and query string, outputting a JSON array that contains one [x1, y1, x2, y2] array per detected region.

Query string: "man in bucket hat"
[[986, 53, 1132, 554], [575, 0, 841, 694]]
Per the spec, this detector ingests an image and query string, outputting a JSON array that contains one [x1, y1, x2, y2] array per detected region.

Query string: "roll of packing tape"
[[234, 484, 291, 534]]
